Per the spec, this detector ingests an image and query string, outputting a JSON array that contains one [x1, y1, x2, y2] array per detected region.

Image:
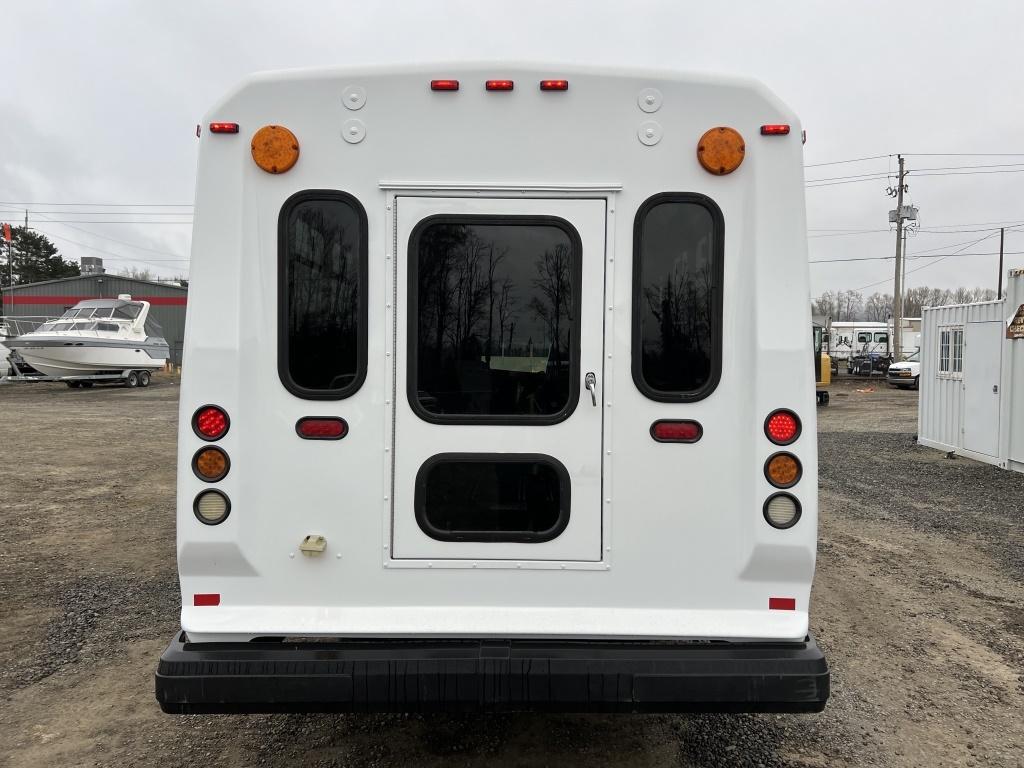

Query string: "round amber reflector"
[[194, 490, 231, 525], [251, 124, 299, 174], [193, 446, 230, 482], [765, 452, 801, 488], [697, 126, 745, 175]]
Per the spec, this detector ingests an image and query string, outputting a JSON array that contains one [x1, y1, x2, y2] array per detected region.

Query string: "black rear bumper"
[[155, 632, 829, 714]]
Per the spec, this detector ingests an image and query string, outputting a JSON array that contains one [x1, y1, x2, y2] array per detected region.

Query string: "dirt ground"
[[1, 372, 1022, 767]]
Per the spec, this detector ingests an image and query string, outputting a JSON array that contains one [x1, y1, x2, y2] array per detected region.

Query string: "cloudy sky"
[[3, 0, 1022, 298]]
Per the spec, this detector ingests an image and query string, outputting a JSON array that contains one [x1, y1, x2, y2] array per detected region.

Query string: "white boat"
[[1, 316, 52, 375], [5, 296, 169, 378]]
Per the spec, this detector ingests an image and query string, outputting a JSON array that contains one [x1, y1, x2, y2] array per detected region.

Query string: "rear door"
[[390, 197, 606, 562], [963, 321, 1002, 457]]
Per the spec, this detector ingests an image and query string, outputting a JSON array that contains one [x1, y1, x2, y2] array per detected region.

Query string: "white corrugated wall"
[[918, 300, 1005, 454]]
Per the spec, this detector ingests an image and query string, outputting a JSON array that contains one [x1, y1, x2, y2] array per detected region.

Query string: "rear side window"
[[278, 190, 368, 399], [632, 193, 724, 401]]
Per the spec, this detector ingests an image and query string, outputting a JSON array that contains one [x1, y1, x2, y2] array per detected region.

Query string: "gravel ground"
[[1, 373, 1022, 767]]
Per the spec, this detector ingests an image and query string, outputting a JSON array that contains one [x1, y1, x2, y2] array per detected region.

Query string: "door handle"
[[585, 372, 597, 407]]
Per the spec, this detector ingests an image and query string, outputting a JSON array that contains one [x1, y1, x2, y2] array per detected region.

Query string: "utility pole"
[[890, 155, 907, 361], [998, 227, 1005, 298]]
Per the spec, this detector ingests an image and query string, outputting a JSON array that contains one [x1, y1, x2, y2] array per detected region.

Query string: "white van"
[[156, 64, 828, 713]]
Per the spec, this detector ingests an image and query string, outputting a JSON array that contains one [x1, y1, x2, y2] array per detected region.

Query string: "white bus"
[[156, 63, 828, 713]]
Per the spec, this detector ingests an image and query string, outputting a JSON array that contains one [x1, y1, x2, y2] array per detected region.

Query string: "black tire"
[[138, 370, 151, 388], [126, 371, 140, 388], [81, 381, 94, 388], [912, 376, 919, 391], [822, 392, 829, 405], [67, 381, 80, 388]]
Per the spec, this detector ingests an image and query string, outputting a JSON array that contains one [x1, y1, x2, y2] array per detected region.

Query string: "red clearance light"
[[431, 79, 460, 91], [760, 124, 790, 136], [540, 79, 569, 91], [193, 405, 229, 441], [650, 420, 703, 443], [296, 417, 348, 440], [209, 122, 240, 134], [769, 597, 796, 611], [764, 409, 801, 445], [194, 593, 221, 607], [485, 79, 514, 91]]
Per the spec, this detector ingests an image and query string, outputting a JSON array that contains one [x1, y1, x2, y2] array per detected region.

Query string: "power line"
[[0, 200, 193, 207], [810, 249, 1023, 264], [33, 228, 189, 264], [804, 155, 891, 168]]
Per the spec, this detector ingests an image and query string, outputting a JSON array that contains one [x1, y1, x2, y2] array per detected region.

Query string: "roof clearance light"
[[485, 80, 514, 91], [194, 490, 231, 526], [764, 493, 802, 529], [540, 79, 569, 91], [764, 409, 801, 445], [650, 420, 703, 443], [765, 452, 801, 488], [192, 446, 230, 482], [431, 79, 460, 91], [697, 126, 745, 175], [209, 122, 240, 134], [760, 124, 790, 136], [193, 405, 229, 441], [296, 417, 348, 440], [251, 124, 299, 174]]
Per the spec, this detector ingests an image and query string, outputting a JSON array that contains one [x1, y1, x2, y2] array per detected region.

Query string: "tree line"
[[0, 226, 79, 287], [812, 286, 1000, 322]]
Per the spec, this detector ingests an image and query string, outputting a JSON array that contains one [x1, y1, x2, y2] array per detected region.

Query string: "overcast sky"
[[3, 0, 1023, 298]]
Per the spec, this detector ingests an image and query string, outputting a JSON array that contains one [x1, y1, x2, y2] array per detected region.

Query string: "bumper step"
[[156, 632, 829, 714]]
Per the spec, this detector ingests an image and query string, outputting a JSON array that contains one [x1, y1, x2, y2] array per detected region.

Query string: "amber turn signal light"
[[697, 126, 745, 175], [251, 124, 299, 174], [764, 452, 801, 489], [193, 446, 230, 482]]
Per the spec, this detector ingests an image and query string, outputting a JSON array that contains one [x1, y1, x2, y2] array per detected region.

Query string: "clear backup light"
[[764, 493, 801, 529], [194, 490, 231, 525]]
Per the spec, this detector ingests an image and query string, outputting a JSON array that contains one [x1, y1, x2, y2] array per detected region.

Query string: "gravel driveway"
[[0, 374, 1021, 767]]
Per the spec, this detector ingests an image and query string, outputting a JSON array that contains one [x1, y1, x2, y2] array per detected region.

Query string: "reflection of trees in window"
[[415, 222, 577, 417], [637, 201, 719, 395], [287, 202, 360, 390]]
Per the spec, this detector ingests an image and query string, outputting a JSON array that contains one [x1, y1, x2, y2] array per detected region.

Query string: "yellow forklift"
[[813, 318, 831, 405]]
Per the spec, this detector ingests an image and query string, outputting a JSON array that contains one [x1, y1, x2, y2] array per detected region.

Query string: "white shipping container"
[[918, 270, 1024, 472]]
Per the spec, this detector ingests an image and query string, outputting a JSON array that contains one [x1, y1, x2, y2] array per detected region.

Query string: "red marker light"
[[764, 409, 800, 445], [485, 80, 514, 91], [769, 597, 796, 611], [194, 593, 221, 607], [540, 79, 569, 91], [650, 420, 703, 443], [193, 405, 229, 441], [431, 79, 460, 91], [209, 122, 240, 134], [296, 417, 348, 440], [760, 124, 790, 136]]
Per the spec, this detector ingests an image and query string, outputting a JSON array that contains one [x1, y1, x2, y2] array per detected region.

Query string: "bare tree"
[[864, 292, 891, 321]]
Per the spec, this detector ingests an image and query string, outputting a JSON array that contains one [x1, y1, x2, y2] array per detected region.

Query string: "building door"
[[390, 196, 606, 562], [963, 321, 1002, 457]]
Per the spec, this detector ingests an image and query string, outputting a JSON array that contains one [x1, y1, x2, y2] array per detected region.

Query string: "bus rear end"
[[157, 64, 828, 713]]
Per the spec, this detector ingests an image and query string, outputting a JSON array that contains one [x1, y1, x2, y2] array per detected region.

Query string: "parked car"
[[848, 351, 890, 376], [886, 350, 920, 389]]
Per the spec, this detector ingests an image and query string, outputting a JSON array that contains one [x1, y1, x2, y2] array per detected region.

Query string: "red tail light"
[[650, 420, 703, 443], [296, 417, 348, 440], [540, 79, 569, 91], [209, 122, 239, 134], [485, 80, 514, 91], [764, 409, 801, 445], [760, 124, 790, 136], [430, 79, 460, 91], [193, 405, 229, 441]]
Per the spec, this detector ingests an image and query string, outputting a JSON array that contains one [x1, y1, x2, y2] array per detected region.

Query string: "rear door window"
[[408, 216, 581, 423], [278, 190, 368, 399], [632, 193, 724, 401]]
